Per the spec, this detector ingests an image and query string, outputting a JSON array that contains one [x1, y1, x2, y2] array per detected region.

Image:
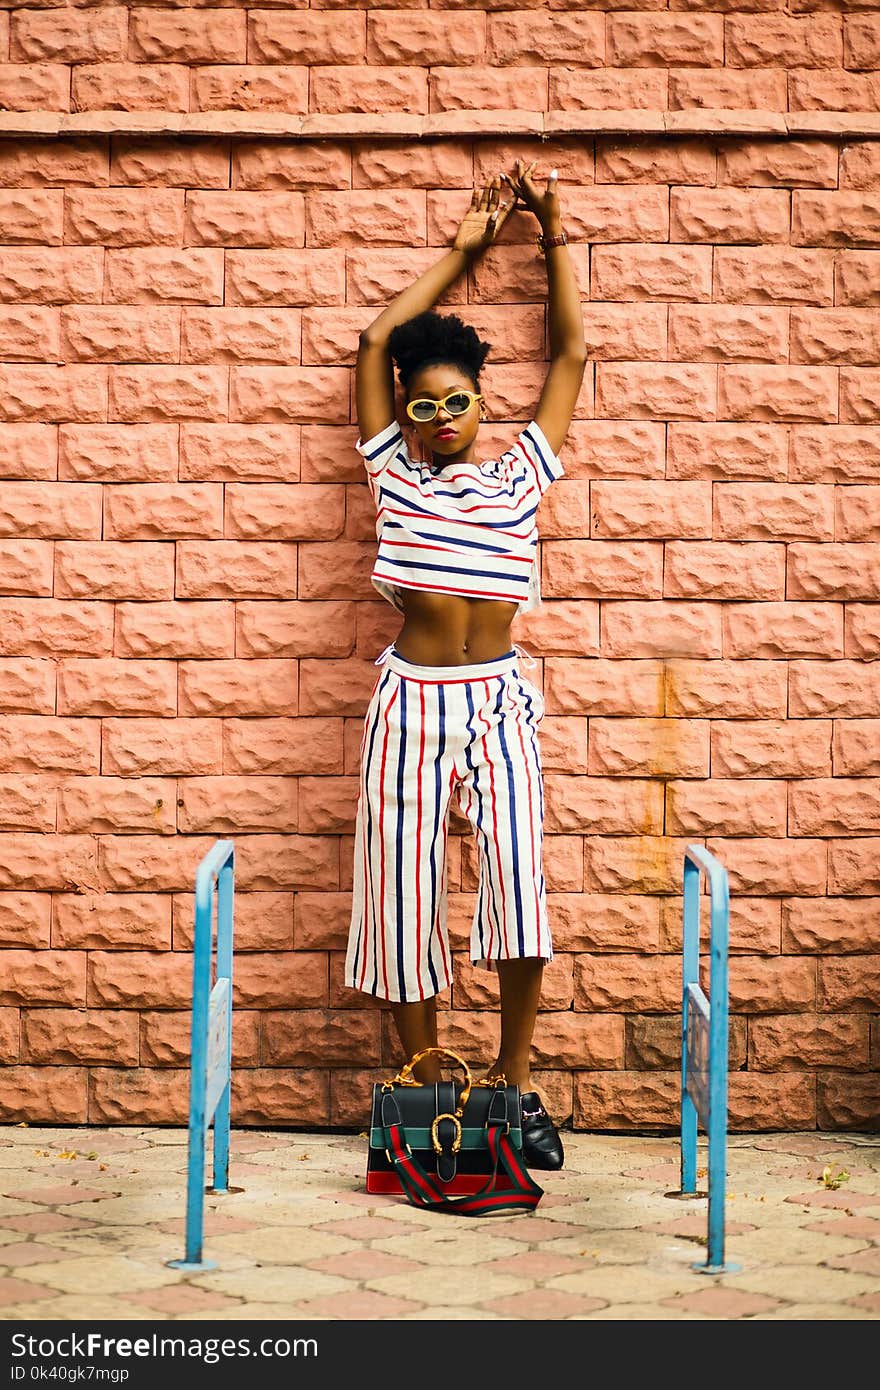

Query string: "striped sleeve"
[[356, 419, 409, 501], [516, 420, 565, 497]]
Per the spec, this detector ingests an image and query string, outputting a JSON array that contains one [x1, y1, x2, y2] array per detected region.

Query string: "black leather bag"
[[365, 1047, 543, 1216]]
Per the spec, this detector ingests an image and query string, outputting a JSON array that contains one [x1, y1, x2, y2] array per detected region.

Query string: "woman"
[[345, 160, 586, 1169]]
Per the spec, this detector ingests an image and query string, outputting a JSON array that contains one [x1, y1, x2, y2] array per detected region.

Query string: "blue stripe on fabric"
[[380, 555, 531, 584], [431, 470, 530, 502], [464, 683, 504, 961], [363, 429, 403, 463], [425, 684, 443, 997], [360, 668, 392, 997], [394, 674, 408, 1001], [495, 676, 526, 955], [514, 674, 547, 908], [381, 486, 539, 528], [382, 520, 524, 557], [462, 683, 486, 959], [523, 425, 557, 487]]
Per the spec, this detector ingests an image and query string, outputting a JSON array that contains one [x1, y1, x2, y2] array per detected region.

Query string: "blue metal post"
[[680, 852, 700, 1197], [706, 858, 732, 1273], [167, 839, 235, 1272], [679, 844, 739, 1275]]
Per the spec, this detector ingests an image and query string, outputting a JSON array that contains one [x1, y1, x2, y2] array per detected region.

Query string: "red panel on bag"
[[365, 1171, 520, 1196]]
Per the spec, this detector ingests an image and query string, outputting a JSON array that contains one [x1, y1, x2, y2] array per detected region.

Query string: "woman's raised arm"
[[355, 180, 514, 444], [502, 162, 587, 457]]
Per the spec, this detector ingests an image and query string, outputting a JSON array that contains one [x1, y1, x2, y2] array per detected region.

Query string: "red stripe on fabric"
[[373, 680, 400, 1001], [414, 682, 426, 1002], [383, 475, 531, 518], [381, 537, 534, 565], [371, 571, 527, 604], [510, 677, 542, 956], [482, 679, 511, 958], [472, 685, 496, 960], [511, 439, 542, 499], [356, 677, 390, 995]]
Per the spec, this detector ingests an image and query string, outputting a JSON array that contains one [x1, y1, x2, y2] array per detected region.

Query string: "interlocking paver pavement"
[[0, 1125, 877, 1322]]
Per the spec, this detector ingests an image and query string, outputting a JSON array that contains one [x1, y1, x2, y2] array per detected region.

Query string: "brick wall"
[[0, 2, 878, 1134]]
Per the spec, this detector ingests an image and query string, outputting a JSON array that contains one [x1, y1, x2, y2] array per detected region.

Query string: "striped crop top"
[[358, 418, 564, 617]]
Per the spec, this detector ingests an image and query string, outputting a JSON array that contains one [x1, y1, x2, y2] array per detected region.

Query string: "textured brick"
[[789, 658, 878, 717], [0, 1066, 87, 1124], [667, 422, 787, 481], [596, 138, 715, 187], [21, 1009, 138, 1066], [627, 1014, 748, 1072], [88, 1067, 189, 1125], [488, 12, 603, 66], [11, 8, 127, 63], [544, 772, 655, 837], [178, 658, 297, 717], [184, 192, 305, 249], [103, 483, 222, 540], [0, 138, 108, 189], [0, 658, 55, 715], [0, 307, 60, 364], [54, 542, 174, 602], [784, 895, 880, 961], [105, 249, 223, 305], [574, 1071, 678, 1132], [711, 719, 832, 778], [542, 540, 661, 602], [312, 64, 427, 114], [706, 836, 828, 897], [723, 601, 843, 659], [115, 601, 234, 659], [57, 658, 176, 716], [101, 717, 221, 776], [0, 189, 62, 246], [0, 895, 50, 950], [175, 541, 296, 599], [110, 366, 227, 422], [225, 250, 344, 306], [263, 1008, 380, 1066], [61, 307, 180, 365], [88, 949, 191, 1009], [59, 424, 177, 483], [818, 1073, 880, 1131], [73, 63, 190, 113], [174, 889, 293, 954], [574, 954, 681, 1013], [834, 255, 878, 312], [180, 424, 301, 482], [192, 65, 308, 115], [0, 1007, 19, 1063], [128, 9, 247, 64], [53, 892, 171, 950], [745, 1017, 867, 1067], [0, 64, 70, 113], [0, 248, 103, 304], [726, 14, 842, 69], [0, 539, 53, 597], [162, 1009, 258, 1067], [64, 190, 184, 248], [59, 769, 164, 841], [550, 68, 667, 111], [728, 961, 817, 1017], [231, 1068, 329, 1128], [0, 949, 86, 1006], [0, 424, 57, 482], [818, 957, 880, 1012], [608, 13, 722, 67], [111, 138, 230, 190], [0, 600, 113, 658], [669, 776, 787, 837], [727, 1073, 816, 1131], [828, 838, 880, 896], [714, 248, 833, 306]]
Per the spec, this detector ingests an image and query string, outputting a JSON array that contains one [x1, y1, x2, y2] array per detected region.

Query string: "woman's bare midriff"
[[394, 588, 518, 666]]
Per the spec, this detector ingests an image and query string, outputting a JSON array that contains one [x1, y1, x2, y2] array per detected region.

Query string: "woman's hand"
[[501, 160, 562, 235], [452, 177, 514, 258]]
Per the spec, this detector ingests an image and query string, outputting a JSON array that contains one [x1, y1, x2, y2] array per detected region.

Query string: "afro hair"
[[388, 311, 491, 394]]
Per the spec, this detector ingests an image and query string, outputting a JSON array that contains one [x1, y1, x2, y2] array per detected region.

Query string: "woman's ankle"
[[485, 1058, 532, 1092]]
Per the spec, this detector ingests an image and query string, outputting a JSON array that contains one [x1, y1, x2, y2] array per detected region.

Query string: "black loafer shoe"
[[519, 1091, 564, 1171]]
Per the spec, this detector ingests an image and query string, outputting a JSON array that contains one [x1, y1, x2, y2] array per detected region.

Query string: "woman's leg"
[[487, 957, 544, 1091], [389, 997, 443, 1082]]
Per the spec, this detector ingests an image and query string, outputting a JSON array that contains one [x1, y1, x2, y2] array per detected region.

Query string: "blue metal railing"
[[167, 839, 235, 1272], [680, 843, 739, 1274]]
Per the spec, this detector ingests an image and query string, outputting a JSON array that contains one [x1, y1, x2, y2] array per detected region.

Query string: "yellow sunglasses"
[[405, 390, 483, 423]]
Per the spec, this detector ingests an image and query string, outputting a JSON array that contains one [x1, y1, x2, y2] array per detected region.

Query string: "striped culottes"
[[345, 645, 552, 1004]]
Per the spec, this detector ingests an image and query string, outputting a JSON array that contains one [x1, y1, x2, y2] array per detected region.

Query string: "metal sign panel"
[[205, 977, 231, 1122], [685, 983, 710, 1118]]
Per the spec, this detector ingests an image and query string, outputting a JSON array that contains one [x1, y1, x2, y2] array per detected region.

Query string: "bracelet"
[[537, 231, 567, 254]]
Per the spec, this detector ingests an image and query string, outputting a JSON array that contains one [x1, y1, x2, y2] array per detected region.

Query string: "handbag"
[[365, 1046, 544, 1216]]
